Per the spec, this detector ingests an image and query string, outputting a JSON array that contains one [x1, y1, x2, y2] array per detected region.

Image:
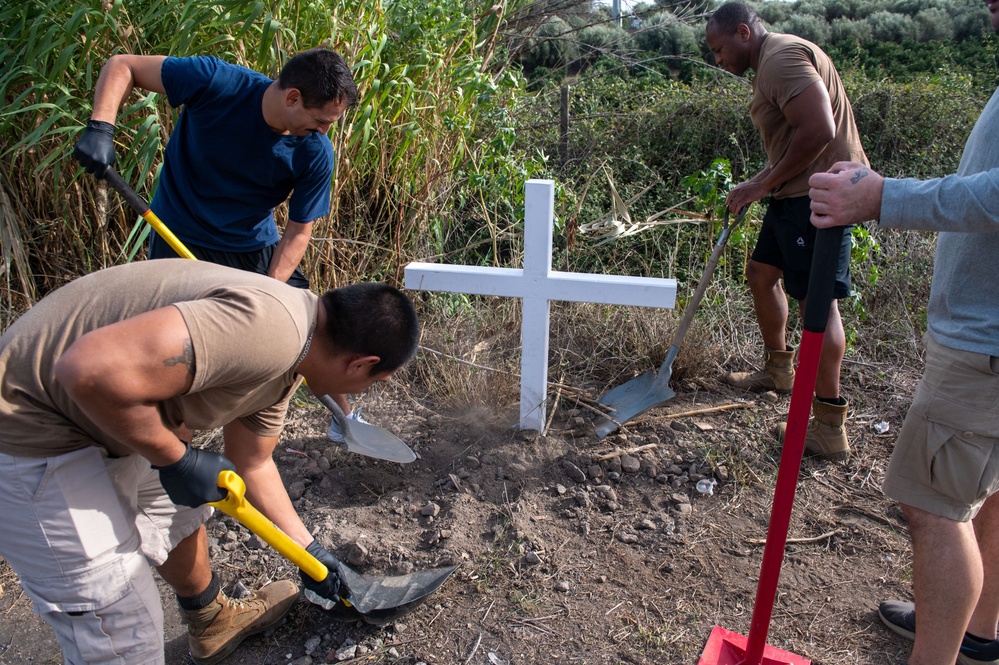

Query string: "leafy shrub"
[[848, 73, 982, 178], [633, 11, 699, 56], [866, 11, 920, 42], [915, 8, 955, 42], [776, 14, 833, 45], [516, 16, 580, 73], [577, 24, 633, 63]]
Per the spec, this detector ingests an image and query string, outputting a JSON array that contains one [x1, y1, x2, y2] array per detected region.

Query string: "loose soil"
[[0, 354, 921, 665]]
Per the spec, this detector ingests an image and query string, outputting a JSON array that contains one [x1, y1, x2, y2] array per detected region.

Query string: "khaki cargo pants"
[[0, 446, 211, 664], [884, 333, 999, 521]]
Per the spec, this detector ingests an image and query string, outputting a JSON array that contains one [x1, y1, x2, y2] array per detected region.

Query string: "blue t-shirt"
[[150, 56, 334, 251]]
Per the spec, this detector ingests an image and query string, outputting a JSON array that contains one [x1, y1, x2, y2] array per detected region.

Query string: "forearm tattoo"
[[850, 168, 869, 185], [163, 338, 196, 375]]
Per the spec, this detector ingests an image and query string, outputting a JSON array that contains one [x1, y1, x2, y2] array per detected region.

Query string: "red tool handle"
[[744, 226, 846, 665]]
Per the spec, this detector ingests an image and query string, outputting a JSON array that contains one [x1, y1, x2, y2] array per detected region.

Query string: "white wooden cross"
[[405, 179, 677, 431]]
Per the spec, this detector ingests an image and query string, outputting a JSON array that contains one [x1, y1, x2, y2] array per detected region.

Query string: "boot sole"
[[804, 447, 850, 462], [957, 652, 999, 665], [723, 380, 793, 395]]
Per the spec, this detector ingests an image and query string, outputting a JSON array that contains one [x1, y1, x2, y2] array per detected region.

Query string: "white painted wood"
[[405, 179, 677, 431]]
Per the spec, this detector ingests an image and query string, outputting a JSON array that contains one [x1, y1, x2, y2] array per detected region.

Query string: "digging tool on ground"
[[101, 167, 415, 463], [209, 470, 458, 624], [594, 209, 747, 438], [698, 226, 846, 665]]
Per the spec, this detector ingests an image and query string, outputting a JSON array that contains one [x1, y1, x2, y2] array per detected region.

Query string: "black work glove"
[[154, 444, 236, 508], [73, 119, 116, 178], [300, 540, 343, 602]]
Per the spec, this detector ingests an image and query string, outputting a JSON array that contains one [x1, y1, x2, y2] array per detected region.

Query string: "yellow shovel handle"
[[141, 209, 197, 260], [209, 470, 328, 582], [102, 167, 197, 261]]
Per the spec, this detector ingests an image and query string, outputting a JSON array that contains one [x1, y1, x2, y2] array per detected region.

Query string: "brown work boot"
[[776, 398, 850, 461], [185, 580, 300, 665], [724, 347, 795, 393]]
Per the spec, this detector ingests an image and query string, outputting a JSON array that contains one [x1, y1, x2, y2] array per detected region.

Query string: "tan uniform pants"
[[0, 446, 211, 664]]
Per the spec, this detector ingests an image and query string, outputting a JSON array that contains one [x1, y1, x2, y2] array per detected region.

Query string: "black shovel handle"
[[103, 168, 150, 216], [803, 226, 846, 333], [101, 167, 198, 260]]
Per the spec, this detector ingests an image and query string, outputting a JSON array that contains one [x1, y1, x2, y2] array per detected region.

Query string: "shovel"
[[316, 394, 415, 463], [698, 225, 846, 665], [102, 168, 416, 463], [594, 208, 746, 438], [209, 469, 458, 623]]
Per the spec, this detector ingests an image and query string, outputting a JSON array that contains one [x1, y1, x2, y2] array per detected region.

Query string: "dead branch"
[[656, 401, 756, 420], [746, 528, 842, 546], [593, 443, 658, 461]]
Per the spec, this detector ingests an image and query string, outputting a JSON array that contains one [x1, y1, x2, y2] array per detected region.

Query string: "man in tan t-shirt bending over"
[[705, 2, 869, 460], [0, 260, 419, 665]]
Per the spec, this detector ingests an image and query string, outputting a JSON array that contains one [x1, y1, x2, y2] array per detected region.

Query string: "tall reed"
[[0, 0, 535, 322]]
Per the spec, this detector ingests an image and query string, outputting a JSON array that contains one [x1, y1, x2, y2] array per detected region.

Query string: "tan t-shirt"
[[751, 33, 869, 199], [0, 260, 318, 458]]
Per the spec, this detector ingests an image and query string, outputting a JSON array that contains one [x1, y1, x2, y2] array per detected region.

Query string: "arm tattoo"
[[850, 168, 869, 185], [163, 338, 196, 375]]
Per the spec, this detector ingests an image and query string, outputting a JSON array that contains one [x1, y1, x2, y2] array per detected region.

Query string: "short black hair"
[[320, 283, 419, 375], [278, 48, 359, 110], [709, 2, 762, 36]]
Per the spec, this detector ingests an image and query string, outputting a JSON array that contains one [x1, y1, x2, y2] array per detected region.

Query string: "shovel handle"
[[209, 470, 329, 583], [103, 167, 198, 261], [802, 226, 846, 333], [661, 208, 746, 366], [743, 225, 845, 665]]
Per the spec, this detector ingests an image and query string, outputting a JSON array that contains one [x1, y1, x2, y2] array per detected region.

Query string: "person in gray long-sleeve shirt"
[[808, 5, 999, 657]]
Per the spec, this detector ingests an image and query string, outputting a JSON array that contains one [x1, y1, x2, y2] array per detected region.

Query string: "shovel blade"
[[698, 626, 811, 665], [599, 371, 657, 407], [594, 372, 676, 438], [340, 416, 417, 464], [337, 562, 459, 617], [319, 394, 416, 463]]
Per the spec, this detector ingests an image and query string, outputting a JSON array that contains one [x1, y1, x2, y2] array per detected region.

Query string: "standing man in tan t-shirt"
[[0, 261, 419, 665], [705, 2, 869, 460]]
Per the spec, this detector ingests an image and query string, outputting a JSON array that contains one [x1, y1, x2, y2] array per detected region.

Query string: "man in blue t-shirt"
[[74, 49, 358, 289]]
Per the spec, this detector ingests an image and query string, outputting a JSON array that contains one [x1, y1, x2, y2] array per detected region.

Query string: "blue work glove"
[[154, 444, 236, 508], [300, 540, 343, 602], [73, 120, 116, 178]]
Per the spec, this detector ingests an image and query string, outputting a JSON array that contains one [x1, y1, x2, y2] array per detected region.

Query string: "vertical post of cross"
[[520, 180, 555, 429]]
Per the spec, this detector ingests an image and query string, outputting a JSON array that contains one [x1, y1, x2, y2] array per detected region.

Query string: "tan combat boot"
[[185, 580, 300, 665], [776, 398, 850, 461], [724, 347, 795, 393]]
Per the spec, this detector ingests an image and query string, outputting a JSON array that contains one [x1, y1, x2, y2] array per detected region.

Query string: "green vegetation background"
[[1, 0, 996, 330]]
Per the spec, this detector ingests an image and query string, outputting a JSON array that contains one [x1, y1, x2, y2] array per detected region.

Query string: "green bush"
[[508, 60, 988, 294]]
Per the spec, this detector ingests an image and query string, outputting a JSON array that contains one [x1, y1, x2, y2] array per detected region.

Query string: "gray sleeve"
[[880, 169, 999, 233]]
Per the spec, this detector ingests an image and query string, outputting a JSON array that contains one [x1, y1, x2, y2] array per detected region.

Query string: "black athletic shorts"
[[148, 233, 310, 289], [751, 195, 852, 301]]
